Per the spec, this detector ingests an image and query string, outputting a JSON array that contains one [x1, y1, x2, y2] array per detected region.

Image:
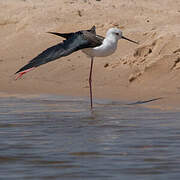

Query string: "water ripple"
[[0, 95, 180, 179]]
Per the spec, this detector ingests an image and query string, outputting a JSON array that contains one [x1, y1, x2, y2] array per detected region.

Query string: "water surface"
[[0, 95, 180, 180]]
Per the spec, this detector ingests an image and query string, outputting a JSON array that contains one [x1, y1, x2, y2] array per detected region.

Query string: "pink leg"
[[89, 57, 94, 109], [15, 67, 35, 80]]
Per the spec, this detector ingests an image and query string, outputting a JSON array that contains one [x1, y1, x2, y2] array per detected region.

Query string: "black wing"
[[15, 26, 102, 75], [47, 25, 96, 39]]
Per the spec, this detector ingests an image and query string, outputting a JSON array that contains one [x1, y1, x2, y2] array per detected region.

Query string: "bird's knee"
[[89, 77, 91, 82]]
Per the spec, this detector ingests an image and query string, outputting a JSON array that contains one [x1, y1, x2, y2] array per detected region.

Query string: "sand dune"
[[0, 0, 180, 109]]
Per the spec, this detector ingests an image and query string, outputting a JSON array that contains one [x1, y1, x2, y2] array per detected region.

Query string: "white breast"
[[82, 38, 118, 58]]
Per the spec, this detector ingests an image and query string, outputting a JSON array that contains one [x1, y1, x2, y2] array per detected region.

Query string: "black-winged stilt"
[[15, 26, 138, 109]]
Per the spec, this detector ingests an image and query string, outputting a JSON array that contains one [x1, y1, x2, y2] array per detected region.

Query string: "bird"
[[15, 26, 138, 109]]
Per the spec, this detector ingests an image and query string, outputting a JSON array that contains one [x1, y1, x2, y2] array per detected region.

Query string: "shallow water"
[[0, 95, 180, 180]]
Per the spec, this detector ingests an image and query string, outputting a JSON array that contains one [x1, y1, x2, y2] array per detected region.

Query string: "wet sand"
[[0, 0, 180, 109]]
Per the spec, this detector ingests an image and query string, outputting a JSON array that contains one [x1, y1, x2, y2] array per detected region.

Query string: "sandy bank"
[[0, 0, 180, 110]]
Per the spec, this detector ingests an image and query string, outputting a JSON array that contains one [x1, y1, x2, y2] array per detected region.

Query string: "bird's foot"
[[15, 67, 35, 80]]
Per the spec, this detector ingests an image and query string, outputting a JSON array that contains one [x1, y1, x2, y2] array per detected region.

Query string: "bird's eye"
[[115, 33, 119, 36]]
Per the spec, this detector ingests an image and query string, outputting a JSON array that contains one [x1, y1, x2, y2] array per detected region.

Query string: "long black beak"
[[122, 36, 139, 44]]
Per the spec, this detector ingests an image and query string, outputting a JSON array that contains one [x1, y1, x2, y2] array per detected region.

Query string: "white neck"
[[82, 34, 119, 58]]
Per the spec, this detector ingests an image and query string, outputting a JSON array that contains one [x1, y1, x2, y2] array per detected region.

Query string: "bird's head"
[[106, 28, 139, 44]]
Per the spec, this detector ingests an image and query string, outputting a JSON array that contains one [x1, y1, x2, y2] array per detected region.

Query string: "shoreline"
[[1, 90, 180, 111]]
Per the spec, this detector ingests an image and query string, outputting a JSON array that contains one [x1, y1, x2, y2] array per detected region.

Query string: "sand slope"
[[0, 0, 180, 109]]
